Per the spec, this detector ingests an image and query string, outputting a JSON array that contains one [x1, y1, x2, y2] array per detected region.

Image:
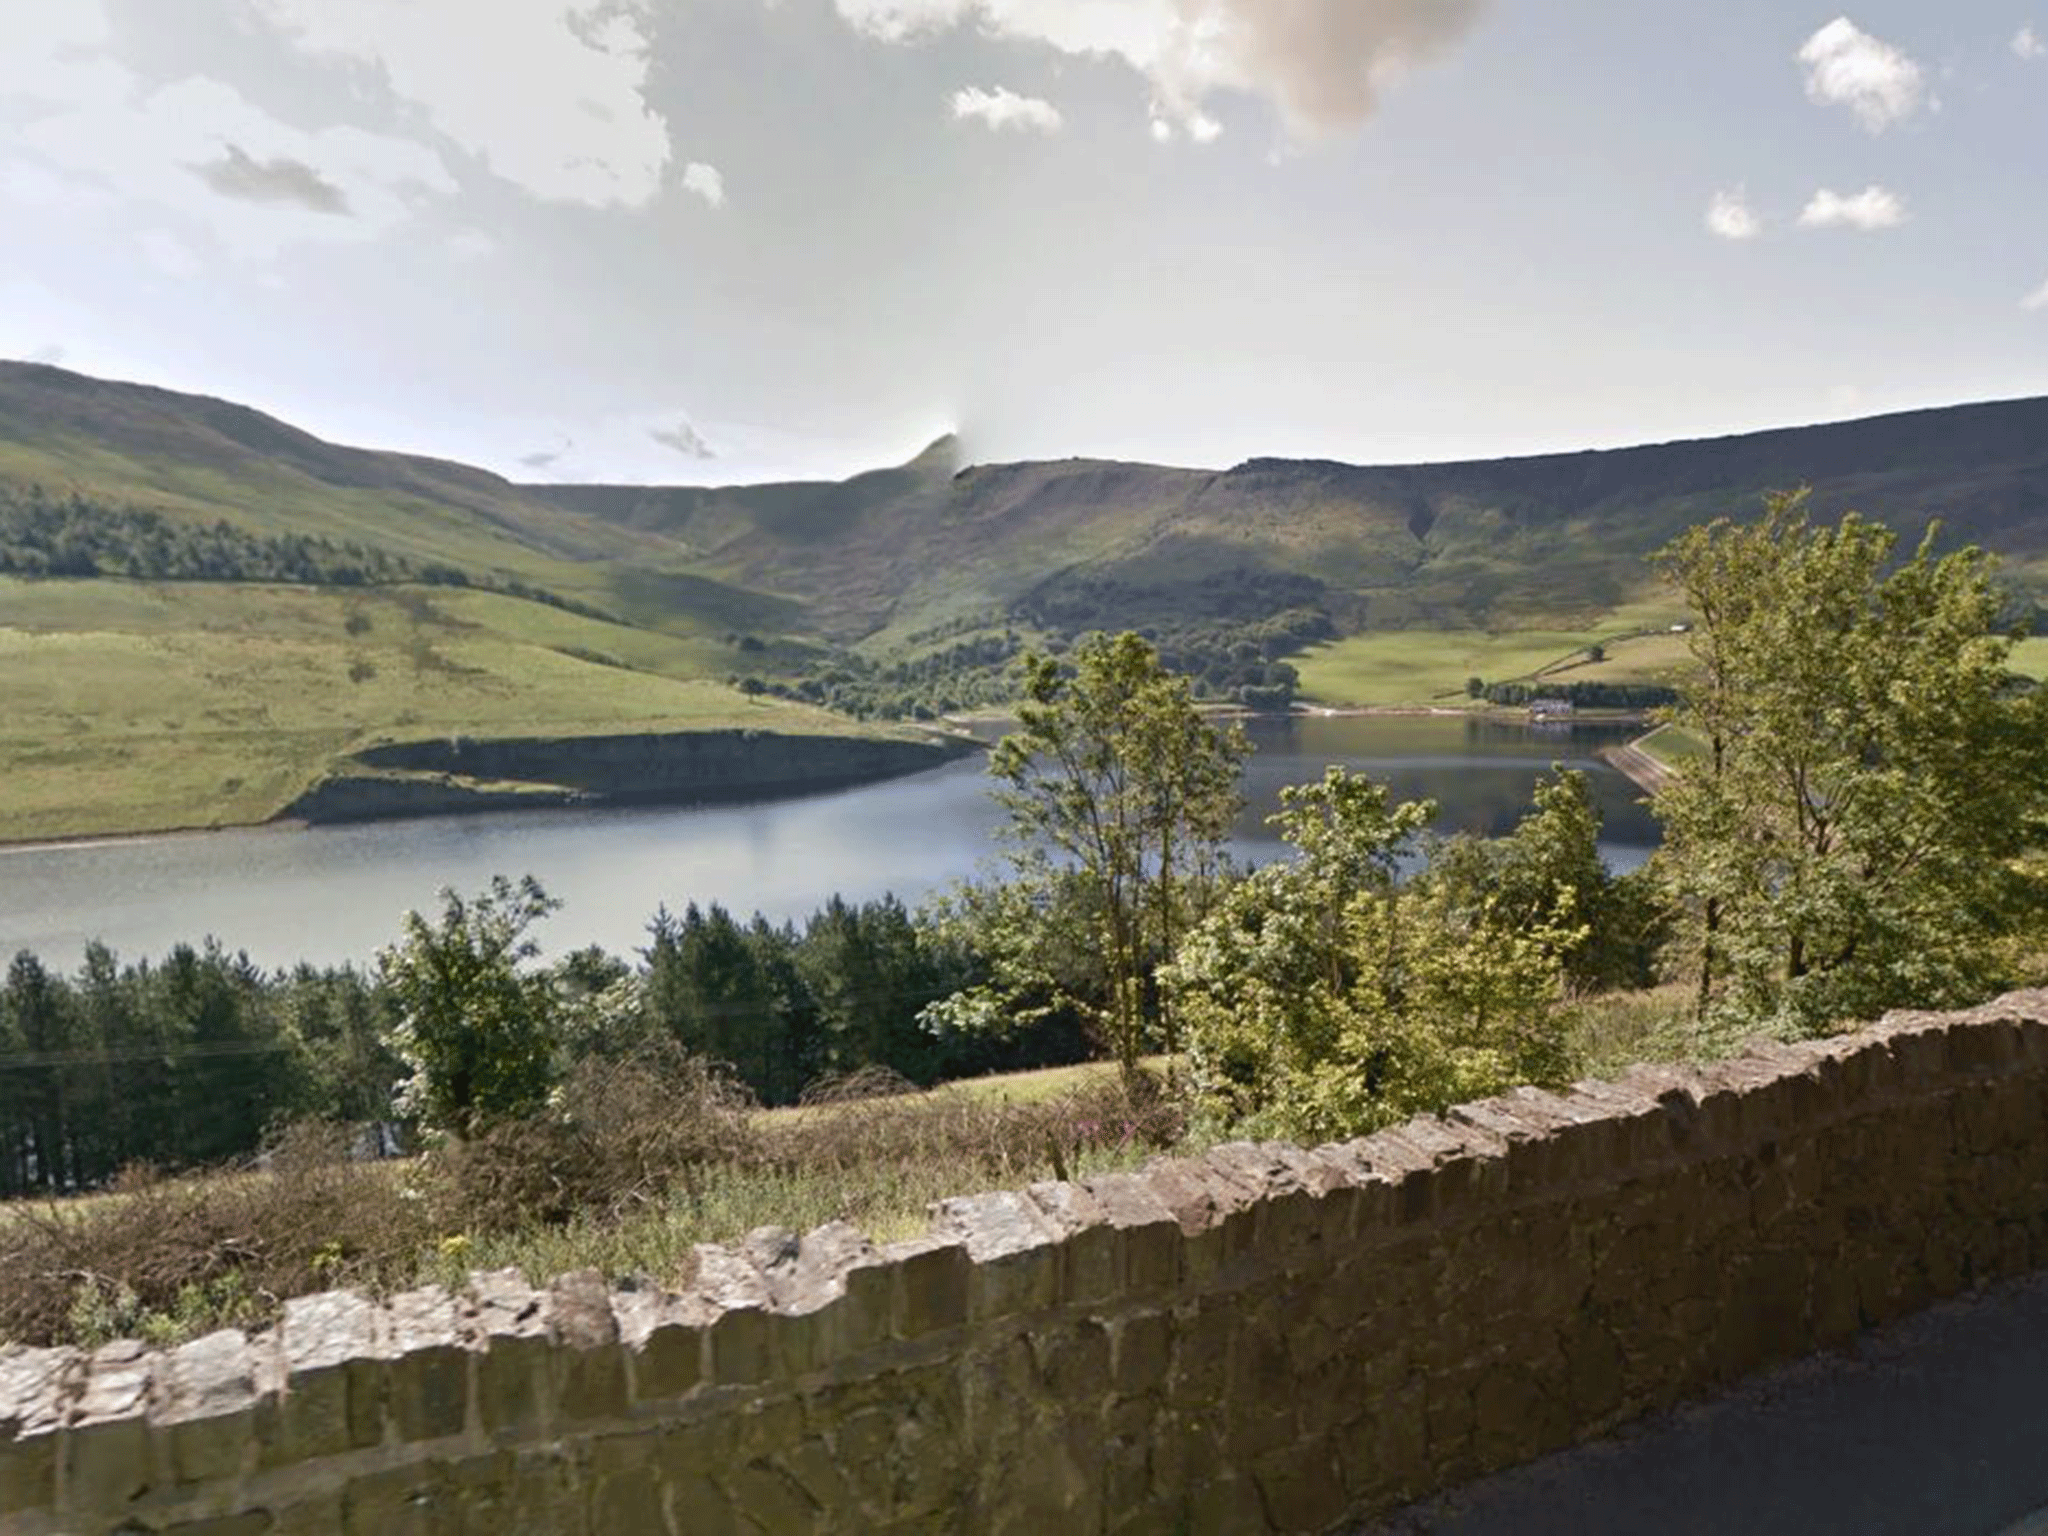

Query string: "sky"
[[2, 1, 2046, 485]]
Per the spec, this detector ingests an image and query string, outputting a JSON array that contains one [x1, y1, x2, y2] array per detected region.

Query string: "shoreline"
[[1, 726, 983, 855], [0, 819, 305, 857]]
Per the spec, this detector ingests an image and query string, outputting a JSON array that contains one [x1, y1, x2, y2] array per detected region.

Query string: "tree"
[[1423, 768, 1665, 993], [1651, 491, 2048, 1033], [1163, 766, 1581, 1141], [938, 633, 1248, 1084], [641, 903, 817, 1104], [377, 876, 563, 1138]]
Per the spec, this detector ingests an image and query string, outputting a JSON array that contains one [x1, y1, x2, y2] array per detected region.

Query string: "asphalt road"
[[1359, 1269, 2048, 1536]]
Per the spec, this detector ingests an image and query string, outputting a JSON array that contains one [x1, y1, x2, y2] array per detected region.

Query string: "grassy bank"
[[0, 578, 897, 842], [1290, 599, 1688, 707]]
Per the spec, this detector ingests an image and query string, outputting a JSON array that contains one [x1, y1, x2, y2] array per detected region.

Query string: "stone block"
[[1082, 1172, 1182, 1292], [1353, 1122, 1450, 1225], [273, 1289, 381, 1463], [1252, 1442, 1348, 1534], [1111, 1310, 1173, 1398], [614, 1289, 702, 1406], [729, 1459, 821, 1534], [385, 1286, 468, 1443], [162, 1513, 279, 1535], [934, 1190, 1063, 1322], [60, 1338, 155, 1516], [668, 1469, 742, 1536], [705, 1305, 776, 1387], [779, 1436, 855, 1514], [548, 1270, 626, 1423], [465, 1268, 552, 1441], [1184, 1471, 1270, 1536], [882, 1234, 970, 1340], [341, 1461, 452, 1536], [590, 1463, 666, 1533], [677, 1244, 778, 1385], [265, 1493, 351, 1535], [158, 1330, 260, 1484], [1026, 1181, 1122, 1305]]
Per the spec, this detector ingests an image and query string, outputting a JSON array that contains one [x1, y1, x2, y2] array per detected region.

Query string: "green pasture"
[[1290, 598, 1689, 708], [0, 578, 884, 842]]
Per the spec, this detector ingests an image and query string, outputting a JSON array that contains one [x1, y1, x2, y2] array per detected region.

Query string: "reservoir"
[[0, 715, 1657, 971]]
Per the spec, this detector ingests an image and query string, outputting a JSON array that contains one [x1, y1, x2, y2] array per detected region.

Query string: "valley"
[[2, 359, 2044, 842]]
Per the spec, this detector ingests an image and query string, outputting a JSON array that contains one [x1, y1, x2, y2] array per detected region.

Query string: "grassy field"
[[0, 578, 890, 842], [1634, 722, 1707, 771], [2015, 637, 2048, 681], [1290, 597, 1689, 707]]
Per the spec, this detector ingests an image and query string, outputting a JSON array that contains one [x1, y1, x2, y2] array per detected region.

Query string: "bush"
[[0, 1124, 435, 1347], [431, 1046, 756, 1229]]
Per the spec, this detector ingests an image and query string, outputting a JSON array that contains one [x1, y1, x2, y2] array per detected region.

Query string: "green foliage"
[[951, 634, 1249, 1082], [1165, 766, 1584, 1141], [377, 877, 564, 1138], [1010, 570, 1333, 710], [1651, 491, 2048, 1034], [1423, 769, 1667, 992], [0, 942, 380, 1195], [0, 483, 607, 617]]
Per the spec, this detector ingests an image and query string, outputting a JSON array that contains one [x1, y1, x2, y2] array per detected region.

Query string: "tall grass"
[[0, 1056, 1185, 1349]]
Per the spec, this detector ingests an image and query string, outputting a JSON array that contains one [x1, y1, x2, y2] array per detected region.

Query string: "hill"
[[533, 394, 2048, 637], [2, 359, 2045, 837]]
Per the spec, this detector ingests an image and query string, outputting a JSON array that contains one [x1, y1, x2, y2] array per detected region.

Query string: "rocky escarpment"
[[282, 728, 979, 826]]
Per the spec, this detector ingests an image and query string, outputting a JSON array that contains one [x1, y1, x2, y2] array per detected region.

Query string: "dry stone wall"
[[6, 989, 2048, 1535]]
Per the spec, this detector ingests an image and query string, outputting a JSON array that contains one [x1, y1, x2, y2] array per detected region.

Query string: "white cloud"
[[0, 7, 457, 259], [248, 0, 672, 208], [950, 85, 1064, 132], [2023, 276, 2048, 310], [834, 0, 1487, 143], [16, 74, 456, 259], [1705, 187, 1762, 241], [1798, 17, 1925, 132], [1798, 184, 1907, 230], [2015, 24, 2045, 59], [681, 162, 726, 207]]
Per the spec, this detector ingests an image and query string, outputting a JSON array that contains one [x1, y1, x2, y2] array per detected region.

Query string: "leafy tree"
[[1423, 768, 1665, 992], [1652, 491, 2048, 1033], [1163, 766, 1581, 1141], [938, 633, 1248, 1083], [377, 877, 563, 1137]]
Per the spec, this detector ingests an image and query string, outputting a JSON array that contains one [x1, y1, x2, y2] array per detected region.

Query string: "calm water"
[[0, 716, 1656, 970]]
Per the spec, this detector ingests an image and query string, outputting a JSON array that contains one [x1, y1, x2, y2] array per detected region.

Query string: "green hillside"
[[2, 358, 2044, 838], [536, 396, 2048, 651], [0, 578, 886, 842]]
